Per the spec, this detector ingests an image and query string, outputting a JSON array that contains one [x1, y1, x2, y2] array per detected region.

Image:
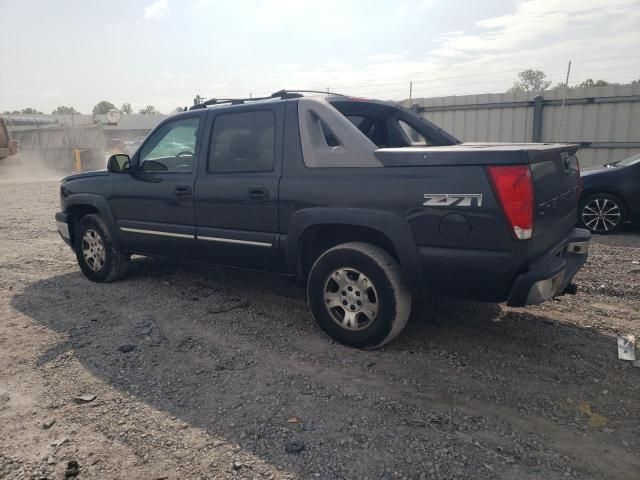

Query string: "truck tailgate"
[[375, 143, 582, 257], [528, 145, 581, 257]]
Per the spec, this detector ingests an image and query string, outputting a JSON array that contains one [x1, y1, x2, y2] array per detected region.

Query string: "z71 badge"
[[423, 194, 483, 207]]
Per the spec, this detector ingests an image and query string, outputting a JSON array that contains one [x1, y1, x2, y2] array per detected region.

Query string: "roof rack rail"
[[271, 89, 347, 97], [188, 89, 347, 110]]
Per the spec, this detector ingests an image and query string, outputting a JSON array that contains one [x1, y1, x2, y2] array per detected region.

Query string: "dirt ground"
[[0, 179, 638, 480]]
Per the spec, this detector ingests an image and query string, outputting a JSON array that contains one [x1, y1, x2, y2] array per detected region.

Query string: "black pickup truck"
[[55, 91, 590, 348]]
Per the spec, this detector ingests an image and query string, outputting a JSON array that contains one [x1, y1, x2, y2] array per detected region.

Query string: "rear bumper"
[[55, 211, 72, 247], [416, 227, 590, 305], [506, 228, 590, 306]]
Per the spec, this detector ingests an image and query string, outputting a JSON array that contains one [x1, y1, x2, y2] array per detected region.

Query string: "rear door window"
[[208, 110, 275, 173]]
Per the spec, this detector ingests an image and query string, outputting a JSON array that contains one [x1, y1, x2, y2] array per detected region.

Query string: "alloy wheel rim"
[[82, 229, 106, 271], [582, 198, 621, 233], [323, 267, 378, 331]]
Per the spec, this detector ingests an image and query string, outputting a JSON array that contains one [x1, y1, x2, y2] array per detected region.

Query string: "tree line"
[[3, 74, 639, 115], [1, 101, 162, 116], [91, 101, 161, 115], [509, 69, 639, 94]]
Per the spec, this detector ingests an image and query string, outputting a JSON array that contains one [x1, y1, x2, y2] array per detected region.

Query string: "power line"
[[322, 67, 638, 101], [331, 60, 639, 90], [345, 72, 640, 99], [345, 72, 569, 93], [201, 57, 639, 100]]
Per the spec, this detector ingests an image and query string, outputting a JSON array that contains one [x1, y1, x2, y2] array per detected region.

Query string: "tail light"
[[487, 165, 534, 240]]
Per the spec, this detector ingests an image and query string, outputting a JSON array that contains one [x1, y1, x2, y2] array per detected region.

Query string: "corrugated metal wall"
[[403, 85, 640, 167], [3, 114, 170, 171], [5, 94, 639, 169], [405, 91, 535, 143]]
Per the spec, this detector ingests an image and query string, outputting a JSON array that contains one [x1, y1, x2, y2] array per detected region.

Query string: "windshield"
[[617, 152, 640, 167]]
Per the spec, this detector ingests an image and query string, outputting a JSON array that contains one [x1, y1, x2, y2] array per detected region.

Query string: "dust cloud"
[[0, 152, 63, 184]]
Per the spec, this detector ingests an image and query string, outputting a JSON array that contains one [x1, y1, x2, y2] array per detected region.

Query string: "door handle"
[[175, 186, 192, 197], [247, 188, 269, 201]]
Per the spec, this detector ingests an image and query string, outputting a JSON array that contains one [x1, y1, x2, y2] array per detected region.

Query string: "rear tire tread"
[[308, 241, 411, 349]]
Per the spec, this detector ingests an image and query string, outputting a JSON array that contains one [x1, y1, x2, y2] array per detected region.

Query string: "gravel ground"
[[0, 180, 638, 480]]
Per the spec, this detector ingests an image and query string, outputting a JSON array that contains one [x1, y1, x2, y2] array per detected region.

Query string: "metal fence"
[[5, 89, 639, 169], [9, 123, 105, 171], [3, 114, 169, 172], [402, 84, 640, 167]]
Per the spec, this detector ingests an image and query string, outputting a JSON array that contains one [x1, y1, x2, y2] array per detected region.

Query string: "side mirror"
[[107, 154, 131, 173]]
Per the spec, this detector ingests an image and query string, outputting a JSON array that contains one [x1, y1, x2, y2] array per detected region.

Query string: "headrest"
[[229, 134, 257, 159]]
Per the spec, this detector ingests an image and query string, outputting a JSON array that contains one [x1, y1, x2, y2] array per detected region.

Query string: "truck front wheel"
[[73, 214, 129, 283], [307, 242, 412, 349]]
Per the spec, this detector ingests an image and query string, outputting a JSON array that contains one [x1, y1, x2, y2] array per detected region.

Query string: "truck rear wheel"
[[73, 214, 129, 283], [307, 242, 411, 349]]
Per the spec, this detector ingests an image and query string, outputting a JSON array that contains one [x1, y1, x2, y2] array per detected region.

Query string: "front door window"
[[138, 117, 200, 172]]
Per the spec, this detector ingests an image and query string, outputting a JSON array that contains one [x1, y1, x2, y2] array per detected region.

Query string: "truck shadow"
[[10, 258, 639, 478]]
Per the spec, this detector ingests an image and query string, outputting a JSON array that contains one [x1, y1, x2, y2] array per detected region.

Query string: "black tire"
[[73, 214, 129, 282], [307, 242, 411, 349], [579, 193, 626, 234]]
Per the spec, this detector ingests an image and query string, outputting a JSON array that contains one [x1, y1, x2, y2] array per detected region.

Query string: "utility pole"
[[558, 60, 572, 141], [409, 81, 413, 101]]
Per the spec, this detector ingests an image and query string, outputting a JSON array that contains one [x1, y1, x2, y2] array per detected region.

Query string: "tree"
[[21, 107, 44, 114], [576, 79, 613, 88], [52, 106, 80, 115], [92, 101, 116, 115], [552, 78, 620, 90], [509, 69, 551, 93], [139, 105, 160, 115], [120, 102, 133, 114]]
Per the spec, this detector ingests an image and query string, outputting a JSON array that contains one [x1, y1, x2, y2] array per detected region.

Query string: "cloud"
[[366, 53, 407, 63], [394, 0, 438, 20], [3, 0, 638, 114], [433, 0, 640, 55], [144, 0, 169, 19], [395, 1, 409, 18], [428, 47, 466, 59], [234, 6, 639, 104]]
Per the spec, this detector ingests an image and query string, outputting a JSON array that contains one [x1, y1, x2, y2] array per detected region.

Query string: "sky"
[[0, 0, 638, 114]]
